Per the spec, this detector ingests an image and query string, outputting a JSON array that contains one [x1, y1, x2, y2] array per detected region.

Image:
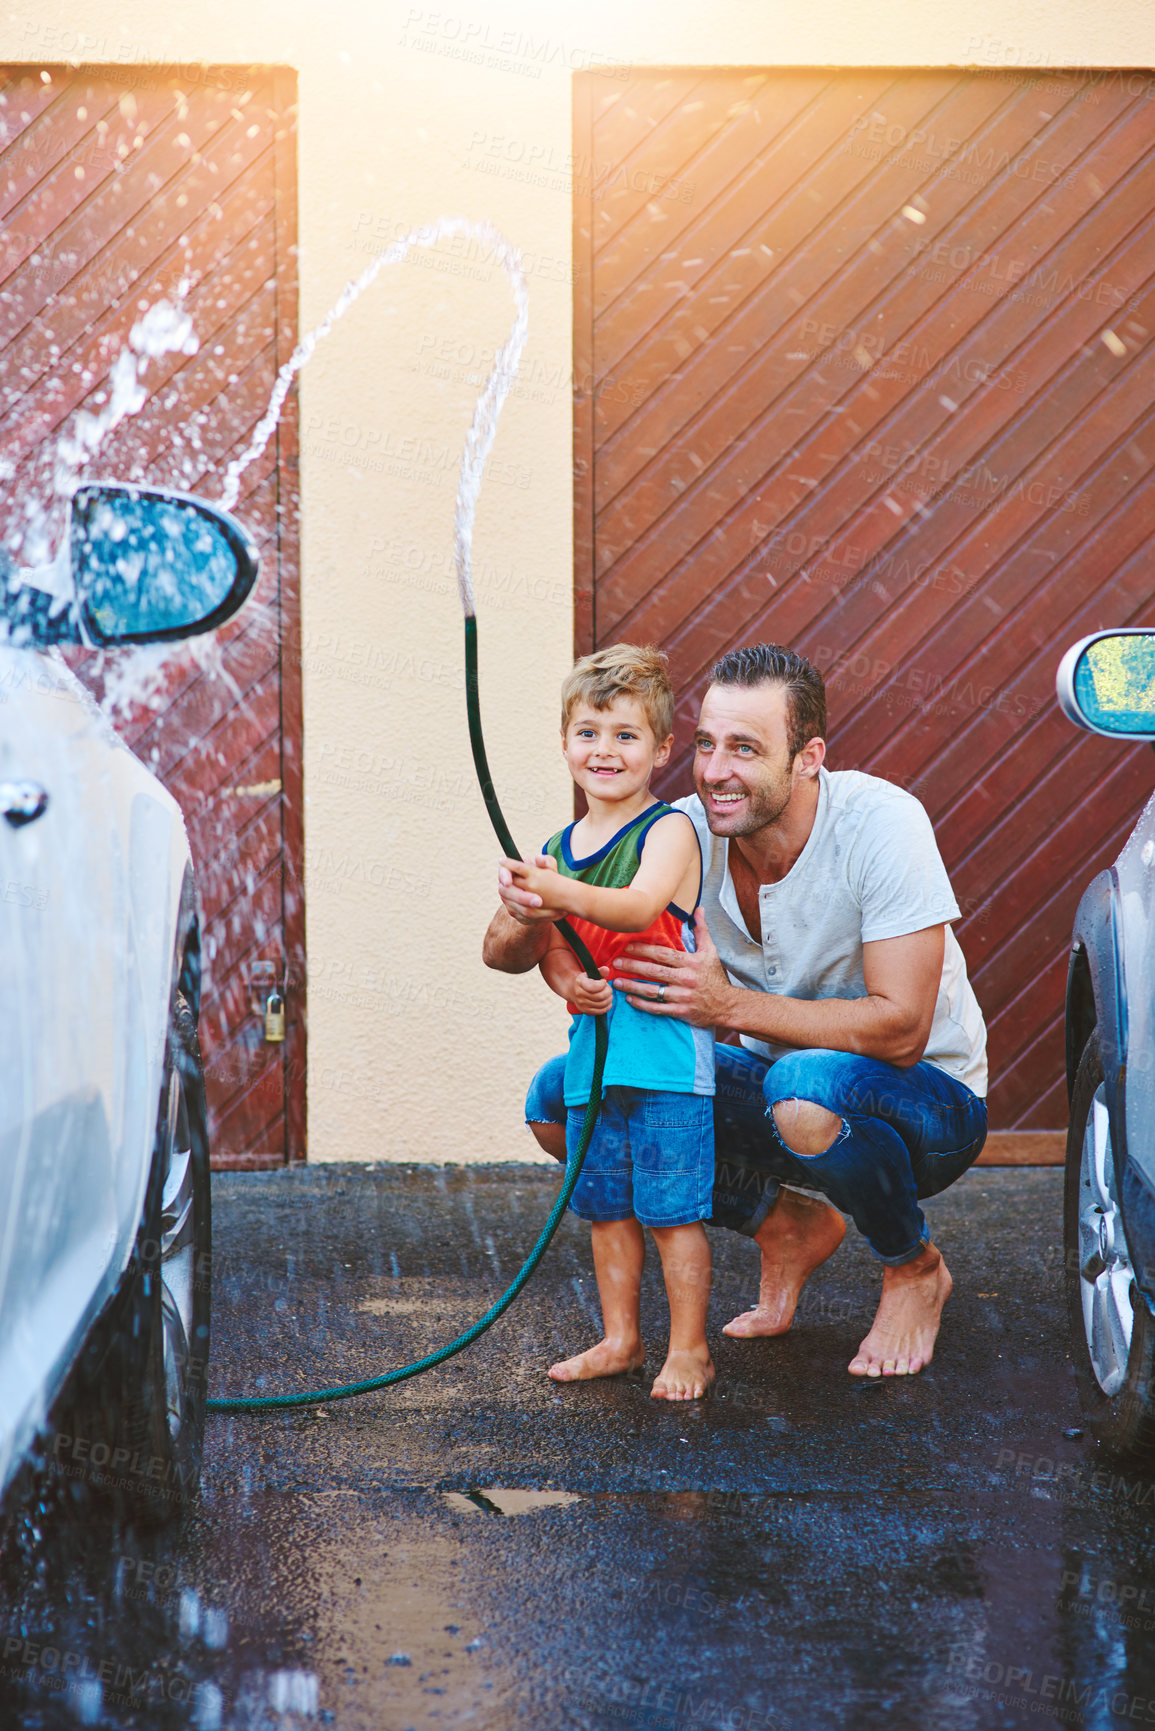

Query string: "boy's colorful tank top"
[[544, 802, 716, 1107]]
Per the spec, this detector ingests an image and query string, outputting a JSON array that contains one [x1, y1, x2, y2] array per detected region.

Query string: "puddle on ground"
[[443, 1489, 582, 1516]]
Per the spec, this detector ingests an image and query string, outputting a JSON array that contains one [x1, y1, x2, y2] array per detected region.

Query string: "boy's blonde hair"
[[561, 642, 674, 741]]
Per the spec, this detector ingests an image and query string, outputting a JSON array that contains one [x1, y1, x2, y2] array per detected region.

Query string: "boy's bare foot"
[[651, 1347, 715, 1401], [848, 1244, 952, 1377], [548, 1339, 645, 1382], [723, 1189, 846, 1337]]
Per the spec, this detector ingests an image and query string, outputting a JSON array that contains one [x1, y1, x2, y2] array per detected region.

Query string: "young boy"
[[502, 644, 715, 1402]]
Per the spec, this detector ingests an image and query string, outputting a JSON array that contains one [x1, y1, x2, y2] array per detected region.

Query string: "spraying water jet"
[[206, 219, 607, 1413]]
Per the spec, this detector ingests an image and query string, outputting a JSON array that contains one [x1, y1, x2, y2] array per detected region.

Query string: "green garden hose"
[[206, 615, 607, 1413]]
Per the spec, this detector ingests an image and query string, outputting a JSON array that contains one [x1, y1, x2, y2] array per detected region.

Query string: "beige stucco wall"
[[5, 1, 1152, 1160]]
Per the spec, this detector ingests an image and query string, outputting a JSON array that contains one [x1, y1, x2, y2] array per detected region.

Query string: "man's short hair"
[[561, 642, 674, 741], [708, 642, 826, 760]]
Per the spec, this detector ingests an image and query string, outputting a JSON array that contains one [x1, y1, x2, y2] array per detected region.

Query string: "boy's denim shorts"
[[561, 1085, 714, 1230]]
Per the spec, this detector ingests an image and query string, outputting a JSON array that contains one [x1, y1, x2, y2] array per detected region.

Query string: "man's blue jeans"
[[526, 1044, 987, 1265]]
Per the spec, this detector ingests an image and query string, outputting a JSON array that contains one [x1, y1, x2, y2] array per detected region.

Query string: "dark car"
[[1058, 628, 1155, 1457]]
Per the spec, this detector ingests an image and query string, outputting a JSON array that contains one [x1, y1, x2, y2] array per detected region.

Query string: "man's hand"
[[500, 854, 573, 916], [484, 859, 560, 973], [497, 853, 565, 928], [613, 910, 736, 1028], [614, 917, 946, 1063]]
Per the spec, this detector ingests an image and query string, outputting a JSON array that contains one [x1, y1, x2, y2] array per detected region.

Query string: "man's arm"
[[482, 906, 555, 973], [615, 912, 945, 1068]]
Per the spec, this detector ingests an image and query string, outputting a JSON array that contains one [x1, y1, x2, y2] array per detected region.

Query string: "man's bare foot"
[[848, 1244, 952, 1377], [548, 1339, 645, 1383], [723, 1190, 846, 1338], [651, 1346, 715, 1401]]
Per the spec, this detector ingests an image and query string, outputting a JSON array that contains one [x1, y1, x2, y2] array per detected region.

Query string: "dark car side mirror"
[[1, 483, 259, 648], [1056, 630, 1155, 742]]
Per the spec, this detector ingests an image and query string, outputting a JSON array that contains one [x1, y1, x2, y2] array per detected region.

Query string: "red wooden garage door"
[[575, 66, 1155, 1135], [0, 64, 304, 1168]]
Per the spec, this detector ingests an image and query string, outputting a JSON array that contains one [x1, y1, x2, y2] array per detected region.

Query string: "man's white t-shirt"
[[674, 767, 988, 1097]]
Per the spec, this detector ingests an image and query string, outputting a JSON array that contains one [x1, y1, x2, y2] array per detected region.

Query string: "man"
[[483, 642, 988, 1379]]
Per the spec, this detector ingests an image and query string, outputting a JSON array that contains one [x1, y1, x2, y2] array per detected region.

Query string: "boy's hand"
[[498, 853, 564, 926], [500, 855, 572, 914], [569, 967, 613, 1016]]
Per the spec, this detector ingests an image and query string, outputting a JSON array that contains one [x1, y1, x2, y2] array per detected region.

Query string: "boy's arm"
[[501, 812, 698, 934], [540, 928, 613, 1015]]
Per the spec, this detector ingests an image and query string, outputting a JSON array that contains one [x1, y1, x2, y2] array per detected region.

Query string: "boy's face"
[[561, 696, 672, 805]]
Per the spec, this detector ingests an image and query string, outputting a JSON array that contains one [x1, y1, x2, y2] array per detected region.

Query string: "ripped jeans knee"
[[770, 1097, 847, 1159], [711, 1045, 986, 1263]]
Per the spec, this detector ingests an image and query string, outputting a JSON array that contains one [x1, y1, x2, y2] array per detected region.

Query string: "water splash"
[[91, 618, 249, 723], [52, 293, 199, 507], [218, 216, 529, 618], [42, 219, 527, 719]]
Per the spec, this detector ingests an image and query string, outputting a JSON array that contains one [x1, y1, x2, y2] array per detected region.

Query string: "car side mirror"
[[70, 482, 259, 646], [0, 483, 259, 648], [1056, 630, 1155, 742]]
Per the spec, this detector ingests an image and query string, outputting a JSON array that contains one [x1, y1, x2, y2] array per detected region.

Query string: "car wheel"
[[1064, 1032, 1155, 1459], [142, 989, 212, 1505], [54, 988, 211, 1520]]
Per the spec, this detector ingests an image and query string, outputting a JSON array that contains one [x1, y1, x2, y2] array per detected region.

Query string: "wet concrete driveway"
[[4, 1161, 1155, 1730]]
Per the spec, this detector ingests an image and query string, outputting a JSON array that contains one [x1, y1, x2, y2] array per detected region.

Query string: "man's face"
[[692, 682, 799, 836]]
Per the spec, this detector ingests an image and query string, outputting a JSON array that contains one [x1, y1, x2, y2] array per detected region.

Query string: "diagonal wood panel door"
[[0, 63, 304, 1167], [575, 66, 1155, 1132]]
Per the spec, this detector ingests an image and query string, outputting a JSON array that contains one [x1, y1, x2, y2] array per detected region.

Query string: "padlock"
[[264, 989, 286, 1043]]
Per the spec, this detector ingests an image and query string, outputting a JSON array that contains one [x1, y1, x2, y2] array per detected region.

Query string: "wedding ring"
[[657, 985, 666, 1003]]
